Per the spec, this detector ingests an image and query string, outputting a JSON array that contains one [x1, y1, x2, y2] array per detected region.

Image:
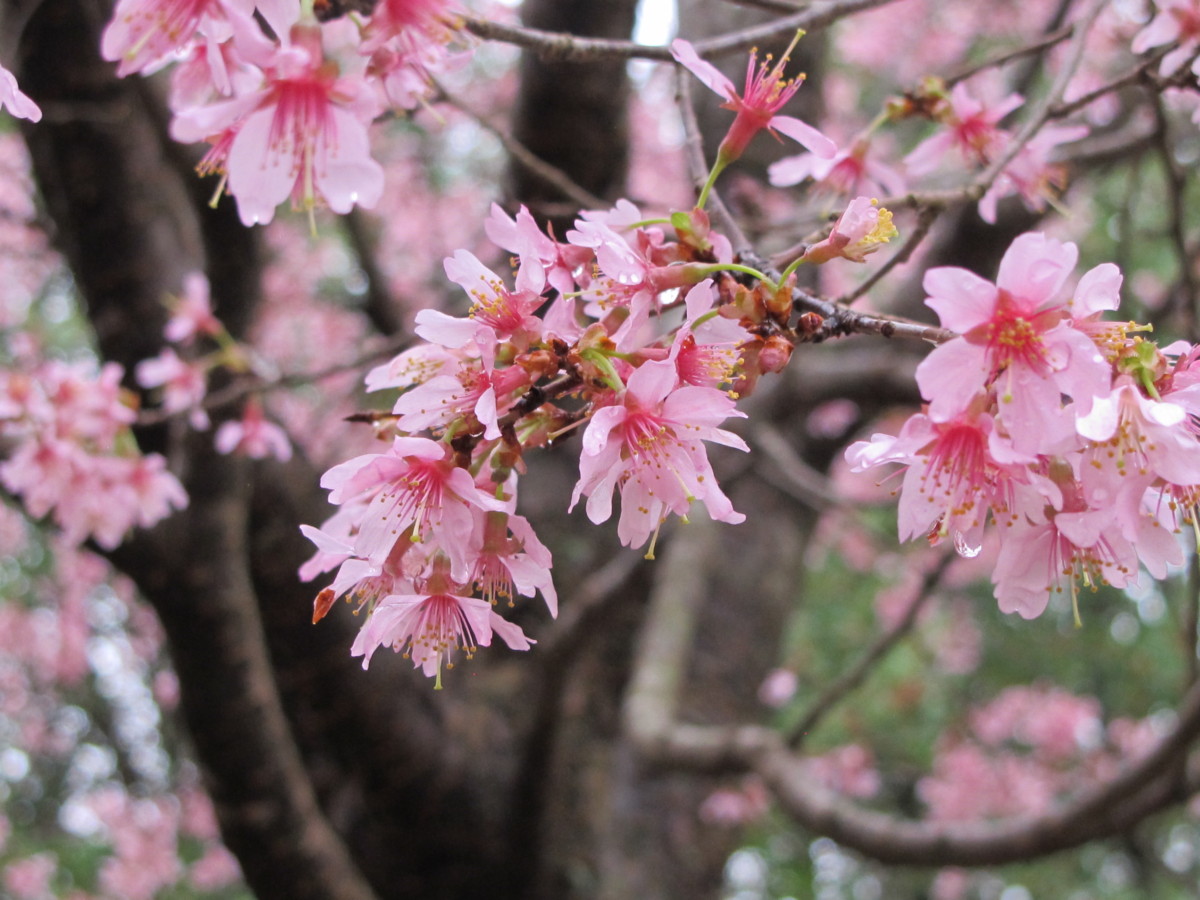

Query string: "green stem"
[[696, 158, 729, 211], [702, 262, 776, 293], [581, 350, 626, 392], [777, 257, 807, 284]]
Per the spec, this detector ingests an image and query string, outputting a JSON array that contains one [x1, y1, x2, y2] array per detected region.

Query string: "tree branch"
[[461, 0, 900, 62]]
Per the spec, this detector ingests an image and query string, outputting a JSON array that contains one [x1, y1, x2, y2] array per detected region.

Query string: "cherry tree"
[[2, 0, 1200, 897]]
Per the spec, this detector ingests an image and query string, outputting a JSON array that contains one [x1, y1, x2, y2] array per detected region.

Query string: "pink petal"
[[771, 115, 837, 159], [923, 267, 999, 332], [995, 232, 1077, 307], [670, 39, 735, 99]]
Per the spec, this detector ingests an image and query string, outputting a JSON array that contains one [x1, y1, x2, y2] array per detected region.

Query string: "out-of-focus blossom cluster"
[[0, 357, 187, 549], [919, 684, 1160, 821], [771, 74, 1089, 225], [135, 271, 293, 463], [700, 744, 879, 827], [100, 0, 466, 226], [848, 232, 1200, 619], [0, 521, 243, 897], [0, 136, 58, 328]]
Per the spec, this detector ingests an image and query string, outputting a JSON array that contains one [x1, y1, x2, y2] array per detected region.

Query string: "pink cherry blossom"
[[319, 436, 507, 576], [165, 272, 222, 344], [467, 510, 557, 616], [977, 123, 1088, 224], [3, 853, 56, 899], [174, 27, 384, 226], [1076, 376, 1200, 487], [359, 0, 461, 110], [213, 399, 293, 460], [848, 401, 1031, 551], [1132, 0, 1200, 77], [135, 347, 210, 429], [567, 212, 713, 349], [992, 491, 1137, 619], [101, 0, 245, 78], [570, 359, 748, 550], [486, 202, 593, 300], [801, 196, 898, 264], [365, 343, 464, 393], [0, 360, 188, 548], [414, 248, 546, 351], [350, 588, 532, 683], [915, 232, 1110, 450], [905, 83, 1022, 175], [670, 35, 835, 165], [769, 137, 906, 198], [391, 356, 530, 442]]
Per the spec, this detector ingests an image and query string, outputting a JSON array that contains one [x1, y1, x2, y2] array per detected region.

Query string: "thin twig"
[[971, 0, 1106, 201], [787, 551, 954, 746], [136, 334, 411, 426], [750, 422, 838, 511], [434, 81, 609, 211], [723, 0, 811, 12], [944, 24, 1076, 88], [460, 0, 900, 63]]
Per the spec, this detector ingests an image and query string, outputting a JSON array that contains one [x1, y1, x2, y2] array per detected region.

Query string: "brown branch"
[[622, 499, 1200, 866], [944, 24, 1076, 88], [461, 0, 900, 62], [749, 422, 838, 511], [112, 445, 382, 900]]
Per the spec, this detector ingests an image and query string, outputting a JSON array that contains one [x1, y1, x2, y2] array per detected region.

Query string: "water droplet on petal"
[[953, 532, 981, 558], [350, 192, 359, 203]]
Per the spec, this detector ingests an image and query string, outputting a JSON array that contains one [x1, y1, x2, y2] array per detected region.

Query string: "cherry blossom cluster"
[[102, 0, 463, 226], [848, 232, 1200, 620], [300, 194, 894, 682], [1134, 0, 1200, 124], [300, 200, 767, 684], [0, 356, 188, 549], [297, 34, 905, 685], [135, 272, 292, 461], [770, 73, 1088, 223], [919, 684, 1159, 822]]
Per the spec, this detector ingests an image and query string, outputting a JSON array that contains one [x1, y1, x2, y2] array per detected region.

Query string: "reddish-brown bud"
[[516, 348, 560, 381], [758, 334, 794, 374], [313, 587, 336, 624]]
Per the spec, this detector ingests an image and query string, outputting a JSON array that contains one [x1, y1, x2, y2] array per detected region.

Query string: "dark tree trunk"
[[507, 0, 639, 231]]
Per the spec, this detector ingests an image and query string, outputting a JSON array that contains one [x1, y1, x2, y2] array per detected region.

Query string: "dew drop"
[[953, 532, 981, 558]]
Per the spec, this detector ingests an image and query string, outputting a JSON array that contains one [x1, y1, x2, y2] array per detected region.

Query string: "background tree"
[[2, 1, 1200, 899]]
